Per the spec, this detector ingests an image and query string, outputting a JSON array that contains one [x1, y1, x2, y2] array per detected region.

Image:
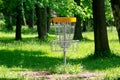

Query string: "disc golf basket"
[[51, 17, 79, 66]]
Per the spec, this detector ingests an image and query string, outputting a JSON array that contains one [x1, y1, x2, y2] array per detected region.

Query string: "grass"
[[0, 26, 120, 79]]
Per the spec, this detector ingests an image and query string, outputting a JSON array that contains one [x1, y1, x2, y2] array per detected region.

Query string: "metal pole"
[[63, 23, 66, 66], [64, 49, 66, 66]]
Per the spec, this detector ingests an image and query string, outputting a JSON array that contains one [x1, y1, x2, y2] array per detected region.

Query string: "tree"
[[15, 0, 22, 40], [92, 0, 110, 57], [52, 0, 74, 17], [46, 7, 51, 33], [105, 0, 114, 26], [81, 0, 93, 32], [1, 0, 14, 30], [73, 0, 83, 40], [23, 0, 34, 28], [35, 4, 47, 39], [110, 0, 120, 42]]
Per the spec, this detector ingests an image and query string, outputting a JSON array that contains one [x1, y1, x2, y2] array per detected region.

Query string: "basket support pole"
[[63, 24, 67, 66]]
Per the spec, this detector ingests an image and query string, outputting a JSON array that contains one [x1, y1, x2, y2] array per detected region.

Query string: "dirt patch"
[[20, 71, 102, 80]]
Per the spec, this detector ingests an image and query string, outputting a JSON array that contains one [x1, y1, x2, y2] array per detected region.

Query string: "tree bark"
[[15, 1, 22, 40], [6, 15, 13, 30], [73, 0, 83, 40], [35, 5, 47, 39], [74, 15, 83, 40], [82, 18, 91, 32], [83, 20, 87, 32], [22, 2, 27, 26], [92, 0, 110, 57], [47, 7, 51, 33], [27, 9, 34, 29], [87, 19, 91, 31], [110, 0, 120, 42]]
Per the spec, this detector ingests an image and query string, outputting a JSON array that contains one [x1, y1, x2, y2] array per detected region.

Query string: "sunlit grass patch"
[[51, 63, 84, 74]]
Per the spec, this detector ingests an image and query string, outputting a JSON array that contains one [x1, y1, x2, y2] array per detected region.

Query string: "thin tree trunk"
[[92, 0, 110, 57], [35, 5, 47, 39], [110, 0, 120, 42], [22, 2, 27, 26], [15, 3, 22, 40], [87, 19, 91, 31]]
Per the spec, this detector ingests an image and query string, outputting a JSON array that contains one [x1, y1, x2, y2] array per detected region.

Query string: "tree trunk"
[[22, 2, 27, 26], [92, 0, 110, 57], [15, 3, 22, 40], [73, 0, 83, 40], [47, 7, 51, 33], [27, 9, 34, 29], [6, 15, 13, 30], [83, 19, 91, 32], [35, 5, 47, 39], [74, 15, 83, 40], [83, 20, 87, 32], [110, 0, 120, 42], [87, 19, 91, 31]]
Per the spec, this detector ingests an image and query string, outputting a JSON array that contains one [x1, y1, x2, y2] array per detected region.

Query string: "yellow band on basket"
[[53, 17, 76, 23]]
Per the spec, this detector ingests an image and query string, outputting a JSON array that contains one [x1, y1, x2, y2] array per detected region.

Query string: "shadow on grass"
[[0, 34, 55, 45], [0, 37, 50, 46], [81, 37, 119, 43], [0, 78, 18, 80], [81, 37, 94, 42], [109, 39, 119, 42], [0, 49, 63, 70], [1, 49, 56, 69], [0, 49, 120, 72], [69, 53, 120, 71]]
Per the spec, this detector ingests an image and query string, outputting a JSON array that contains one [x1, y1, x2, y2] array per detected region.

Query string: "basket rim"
[[52, 17, 76, 23]]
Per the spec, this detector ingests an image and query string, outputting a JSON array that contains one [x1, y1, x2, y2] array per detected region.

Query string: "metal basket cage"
[[51, 17, 79, 66], [50, 40, 79, 52]]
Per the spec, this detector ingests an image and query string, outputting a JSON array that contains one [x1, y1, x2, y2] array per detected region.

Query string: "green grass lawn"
[[0, 27, 120, 80]]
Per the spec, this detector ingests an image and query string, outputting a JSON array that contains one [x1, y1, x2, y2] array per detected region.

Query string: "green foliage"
[[0, 0, 2, 3], [0, 0, 21, 29], [24, 0, 35, 10], [0, 0, 115, 27], [0, 0, 3, 11], [0, 20, 4, 24], [0, 20, 5, 30], [105, 0, 114, 26], [80, 0, 93, 19], [50, 0, 76, 17], [2, 0, 18, 12], [51, 0, 86, 17]]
